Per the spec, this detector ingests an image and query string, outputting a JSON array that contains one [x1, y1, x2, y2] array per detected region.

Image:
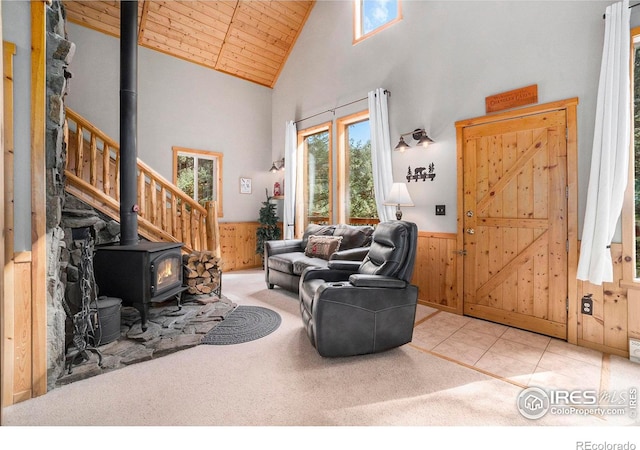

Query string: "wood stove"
[[93, 242, 186, 331], [90, 1, 188, 332]]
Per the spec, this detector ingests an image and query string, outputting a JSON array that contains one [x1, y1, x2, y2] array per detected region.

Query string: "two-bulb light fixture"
[[394, 128, 434, 152], [269, 158, 285, 173]]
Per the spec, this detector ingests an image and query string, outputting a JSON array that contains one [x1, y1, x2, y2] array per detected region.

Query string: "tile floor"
[[224, 269, 639, 424], [411, 304, 638, 396]]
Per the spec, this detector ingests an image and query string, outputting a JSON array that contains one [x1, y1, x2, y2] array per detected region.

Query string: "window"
[[354, 0, 402, 44], [337, 111, 378, 225], [623, 27, 640, 282], [295, 111, 377, 235], [172, 147, 223, 216], [296, 123, 333, 232]]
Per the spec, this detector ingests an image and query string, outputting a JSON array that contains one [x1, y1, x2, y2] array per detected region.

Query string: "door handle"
[[466, 228, 475, 235]]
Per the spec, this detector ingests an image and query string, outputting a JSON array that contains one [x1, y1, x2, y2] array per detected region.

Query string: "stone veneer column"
[[45, 0, 75, 389], [45, 1, 123, 389]]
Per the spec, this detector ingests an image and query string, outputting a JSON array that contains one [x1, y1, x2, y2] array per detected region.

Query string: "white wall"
[[5, 1, 637, 238], [2, 0, 31, 251], [66, 23, 274, 222], [272, 0, 616, 233]]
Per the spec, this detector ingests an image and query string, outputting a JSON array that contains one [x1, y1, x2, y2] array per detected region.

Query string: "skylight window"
[[354, 0, 402, 43]]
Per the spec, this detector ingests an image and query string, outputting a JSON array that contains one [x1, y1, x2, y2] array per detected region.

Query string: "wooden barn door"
[[457, 103, 573, 340]]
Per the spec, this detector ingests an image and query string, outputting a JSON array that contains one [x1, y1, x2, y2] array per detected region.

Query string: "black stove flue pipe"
[[119, 0, 139, 246]]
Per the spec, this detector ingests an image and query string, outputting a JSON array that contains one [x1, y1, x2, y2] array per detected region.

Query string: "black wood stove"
[[93, 242, 186, 331], [91, 2, 186, 332]]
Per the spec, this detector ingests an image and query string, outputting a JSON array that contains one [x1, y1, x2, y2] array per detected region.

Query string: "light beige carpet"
[[1, 270, 634, 446]]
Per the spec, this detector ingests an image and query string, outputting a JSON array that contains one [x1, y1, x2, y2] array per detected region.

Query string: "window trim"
[[295, 122, 333, 236], [353, 0, 403, 45], [172, 146, 224, 217], [621, 27, 640, 288]]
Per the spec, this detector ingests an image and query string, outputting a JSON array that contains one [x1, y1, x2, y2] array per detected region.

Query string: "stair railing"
[[63, 107, 220, 255]]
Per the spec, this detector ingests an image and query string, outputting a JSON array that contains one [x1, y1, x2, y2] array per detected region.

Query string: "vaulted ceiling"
[[63, 1, 316, 88]]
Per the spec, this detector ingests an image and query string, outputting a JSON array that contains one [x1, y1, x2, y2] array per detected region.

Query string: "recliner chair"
[[299, 220, 419, 357]]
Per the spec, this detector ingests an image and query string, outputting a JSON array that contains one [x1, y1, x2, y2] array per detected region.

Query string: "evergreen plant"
[[256, 188, 281, 261]]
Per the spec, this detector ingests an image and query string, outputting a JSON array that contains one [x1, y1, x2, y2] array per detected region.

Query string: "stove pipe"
[[119, 0, 139, 246]]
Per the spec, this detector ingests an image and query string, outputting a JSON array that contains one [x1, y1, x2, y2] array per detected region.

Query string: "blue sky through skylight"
[[362, 0, 399, 35]]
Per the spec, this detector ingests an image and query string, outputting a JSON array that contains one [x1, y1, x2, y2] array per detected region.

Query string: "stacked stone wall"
[[45, 0, 75, 389], [45, 0, 123, 388]]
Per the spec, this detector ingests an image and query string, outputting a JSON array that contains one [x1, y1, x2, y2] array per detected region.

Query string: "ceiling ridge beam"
[[214, 0, 241, 70], [138, 0, 150, 44]]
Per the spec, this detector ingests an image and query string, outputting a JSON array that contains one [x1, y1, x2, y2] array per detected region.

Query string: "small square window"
[[354, 0, 402, 43]]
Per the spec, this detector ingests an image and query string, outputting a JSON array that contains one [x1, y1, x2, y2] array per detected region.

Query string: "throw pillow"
[[301, 224, 336, 249], [333, 224, 375, 250], [304, 235, 343, 260]]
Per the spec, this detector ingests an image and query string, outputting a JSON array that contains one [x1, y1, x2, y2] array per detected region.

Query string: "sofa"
[[264, 223, 375, 293], [298, 221, 418, 357]]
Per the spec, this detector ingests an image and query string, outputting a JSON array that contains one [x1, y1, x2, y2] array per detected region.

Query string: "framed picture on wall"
[[240, 177, 252, 194]]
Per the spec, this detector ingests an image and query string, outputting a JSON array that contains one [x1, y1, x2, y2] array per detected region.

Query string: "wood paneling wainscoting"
[[217, 226, 463, 313], [410, 233, 636, 359], [577, 243, 636, 358], [218, 222, 263, 271], [9, 253, 34, 404], [2, 35, 38, 408], [412, 232, 459, 314]]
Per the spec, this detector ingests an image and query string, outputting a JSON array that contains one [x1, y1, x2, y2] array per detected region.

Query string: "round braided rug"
[[201, 305, 281, 345]]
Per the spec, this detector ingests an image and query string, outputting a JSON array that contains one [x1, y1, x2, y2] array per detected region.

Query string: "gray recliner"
[[299, 220, 419, 357]]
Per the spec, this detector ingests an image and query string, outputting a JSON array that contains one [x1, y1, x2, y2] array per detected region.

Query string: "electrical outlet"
[[630, 339, 640, 363], [435, 205, 446, 216], [581, 295, 593, 315]]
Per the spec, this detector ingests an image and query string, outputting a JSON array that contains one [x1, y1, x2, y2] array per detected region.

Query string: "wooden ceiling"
[[63, 1, 316, 88]]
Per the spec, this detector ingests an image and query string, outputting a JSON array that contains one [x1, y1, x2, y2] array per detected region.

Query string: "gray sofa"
[[264, 224, 375, 293]]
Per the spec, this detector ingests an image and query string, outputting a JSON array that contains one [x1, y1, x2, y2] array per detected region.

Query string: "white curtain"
[[368, 88, 395, 222], [577, 0, 631, 285], [283, 120, 297, 239]]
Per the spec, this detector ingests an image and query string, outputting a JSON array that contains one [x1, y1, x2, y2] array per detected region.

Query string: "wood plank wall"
[[218, 222, 263, 271], [411, 233, 634, 358], [216, 226, 463, 314], [3, 38, 37, 406], [4, 217, 635, 406], [11, 253, 33, 403], [412, 232, 459, 313], [577, 243, 633, 358]]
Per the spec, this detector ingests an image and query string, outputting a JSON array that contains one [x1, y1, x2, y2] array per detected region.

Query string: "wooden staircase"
[[63, 108, 220, 256]]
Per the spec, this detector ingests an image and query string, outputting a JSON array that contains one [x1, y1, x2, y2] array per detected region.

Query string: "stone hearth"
[[56, 295, 236, 386]]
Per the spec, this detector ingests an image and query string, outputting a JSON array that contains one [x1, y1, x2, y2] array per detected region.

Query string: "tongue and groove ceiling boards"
[[63, 1, 316, 88]]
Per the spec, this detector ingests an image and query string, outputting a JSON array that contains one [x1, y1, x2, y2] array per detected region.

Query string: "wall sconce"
[[394, 128, 434, 152], [407, 164, 436, 182], [269, 158, 285, 173], [383, 182, 414, 220]]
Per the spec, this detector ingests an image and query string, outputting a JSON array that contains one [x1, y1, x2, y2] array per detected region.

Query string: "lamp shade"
[[416, 132, 434, 147], [384, 183, 414, 206], [394, 136, 410, 152]]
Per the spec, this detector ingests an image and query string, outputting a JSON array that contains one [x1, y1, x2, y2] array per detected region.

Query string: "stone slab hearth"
[[56, 295, 236, 387]]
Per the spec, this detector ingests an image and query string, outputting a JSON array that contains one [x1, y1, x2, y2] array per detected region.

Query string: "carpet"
[[201, 305, 281, 345]]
